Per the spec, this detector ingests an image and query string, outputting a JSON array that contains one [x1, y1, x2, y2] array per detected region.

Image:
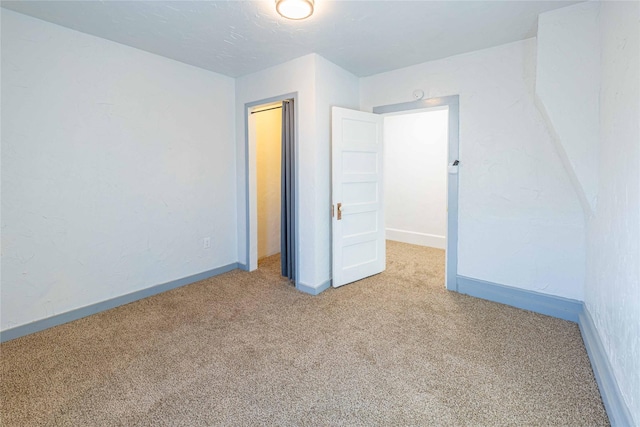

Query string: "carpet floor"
[[1, 241, 608, 426]]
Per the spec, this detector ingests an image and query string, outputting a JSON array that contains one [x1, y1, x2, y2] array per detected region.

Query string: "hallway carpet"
[[1, 241, 608, 426]]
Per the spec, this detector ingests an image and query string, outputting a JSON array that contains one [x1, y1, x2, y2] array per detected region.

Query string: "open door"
[[331, 107, 385, 288]]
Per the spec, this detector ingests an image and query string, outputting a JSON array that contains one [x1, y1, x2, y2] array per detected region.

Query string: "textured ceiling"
[[1, 0, 580, 77]]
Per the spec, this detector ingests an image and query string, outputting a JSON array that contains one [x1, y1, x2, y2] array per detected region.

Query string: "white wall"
[[536, 2, 601, 214], [1, 10, 237, 331], [586, 1, 640, 423], [255, 108, 282, 259], [361, 39, 585, 300], [313, 55, 360, 286], [384, 109, 448, 249], [235, 54, 317, 283], [236, 54, 358, 289]]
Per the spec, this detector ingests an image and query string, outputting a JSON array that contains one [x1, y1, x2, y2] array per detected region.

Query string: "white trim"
[[386, 228, 446, 249]]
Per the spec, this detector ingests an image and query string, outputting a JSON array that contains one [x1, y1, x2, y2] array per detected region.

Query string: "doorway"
[[382, 106, 449, 252], [331, 96, 459, 290], [375, 96, 459, 290], [245, 94, 298, 283]]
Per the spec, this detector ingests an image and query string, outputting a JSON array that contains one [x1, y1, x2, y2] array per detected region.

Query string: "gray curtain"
[[281, 99, 296, 281]]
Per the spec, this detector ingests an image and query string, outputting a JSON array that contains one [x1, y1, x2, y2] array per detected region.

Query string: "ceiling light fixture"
[[275, 0, 314, 20]]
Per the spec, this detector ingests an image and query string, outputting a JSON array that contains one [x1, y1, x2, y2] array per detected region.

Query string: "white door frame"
[[373, 95, 460, 291], [243, 93, 299, 281]]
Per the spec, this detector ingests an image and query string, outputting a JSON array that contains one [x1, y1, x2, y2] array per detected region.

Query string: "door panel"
[[332, 107, 385, 288]]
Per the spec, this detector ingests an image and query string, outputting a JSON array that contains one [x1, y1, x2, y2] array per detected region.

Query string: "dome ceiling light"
[[275, 0, 314, 20]]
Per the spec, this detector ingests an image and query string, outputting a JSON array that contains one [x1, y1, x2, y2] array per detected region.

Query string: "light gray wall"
[[360, 39, 585, 300], [1, 10, 237, 331], [586, 1, 640, 423]]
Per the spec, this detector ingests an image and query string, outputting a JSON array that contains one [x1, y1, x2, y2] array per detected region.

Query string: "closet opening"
[[245, 95, 297, 283]]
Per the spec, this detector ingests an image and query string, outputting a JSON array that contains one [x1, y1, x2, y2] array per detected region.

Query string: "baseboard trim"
[[456, 275, 583, 322], [386, 228, 446, 249], [296, 279, 331, 296], [579, 308, 634, 426], [0, 262, 240, 343]]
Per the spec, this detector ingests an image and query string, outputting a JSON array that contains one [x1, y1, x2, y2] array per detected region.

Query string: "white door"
[[332, 107, 385, 287]]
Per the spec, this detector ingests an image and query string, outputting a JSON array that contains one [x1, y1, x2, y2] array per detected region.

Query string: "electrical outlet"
[[203, 237, 211, 249]]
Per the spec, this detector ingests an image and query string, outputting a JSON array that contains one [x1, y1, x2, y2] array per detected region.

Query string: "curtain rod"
[[251, 106, 282, 114]]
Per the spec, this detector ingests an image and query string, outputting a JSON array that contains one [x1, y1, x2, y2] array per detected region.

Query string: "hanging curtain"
[[281, 99, 296, 281]]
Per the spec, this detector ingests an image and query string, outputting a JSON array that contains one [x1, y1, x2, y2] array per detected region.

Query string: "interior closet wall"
[[255, 108, 283, 259], [384, 109, 448, 249]]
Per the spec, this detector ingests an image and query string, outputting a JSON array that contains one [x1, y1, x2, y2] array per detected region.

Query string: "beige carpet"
[[1, 241, 608, 426]]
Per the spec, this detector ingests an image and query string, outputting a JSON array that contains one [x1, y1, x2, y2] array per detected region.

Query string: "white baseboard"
[[386, 228, 446, 249]]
